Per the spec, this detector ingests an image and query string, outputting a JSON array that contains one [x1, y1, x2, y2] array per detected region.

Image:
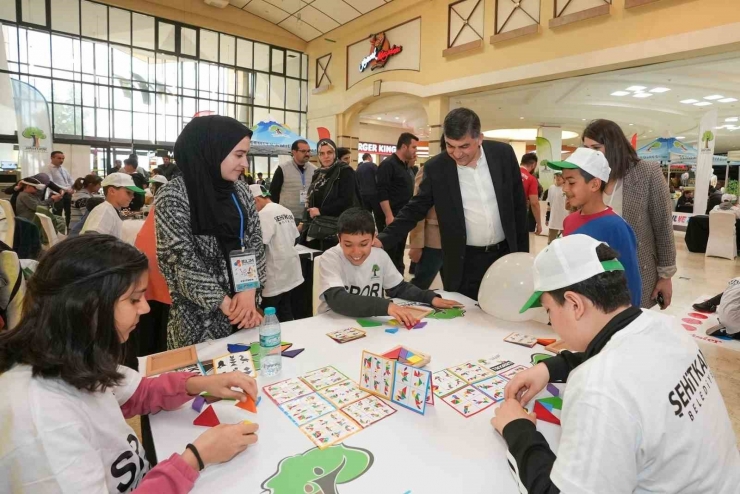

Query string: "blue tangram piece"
[[385, 328, 399, 334]]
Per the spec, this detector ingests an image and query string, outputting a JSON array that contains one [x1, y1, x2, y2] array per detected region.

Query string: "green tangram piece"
[[427, 308, 466, 320], [261, 444, 374, 494], [356, 318, 383, 328], [538, 396, 563, 410]]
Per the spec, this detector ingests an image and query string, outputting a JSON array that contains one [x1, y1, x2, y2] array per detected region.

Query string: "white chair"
[[706, 210, 737, 260], [36, 213, 59, 248], [0, 199, 15, 248], [312, 255, 323, 316]]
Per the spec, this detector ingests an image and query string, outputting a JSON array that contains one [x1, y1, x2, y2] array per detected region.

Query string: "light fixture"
[[610, 91, 630, 96], [520, 117, 524, 120], [482, 128, 579, 140], [680, 99, 699, 104], [633, 93, 653, 98], [704, 95, 724, 100], [694, 102, 712, 106], [377, 117, 382, 120], [394, 116, 399, 120], [649, 87, 671, 93], [726, 117, 738, 122], [628, 123, 634, 126], [719, 98, 738, 103], [676, 136, 686, 139], [625, 86, 646, 92]]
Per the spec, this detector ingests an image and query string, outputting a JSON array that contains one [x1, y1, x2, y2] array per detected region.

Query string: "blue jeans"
[[410, 247, 444, 290]]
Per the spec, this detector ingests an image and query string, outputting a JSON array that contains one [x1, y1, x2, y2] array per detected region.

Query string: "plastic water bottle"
[[260, 307, 282, 377]]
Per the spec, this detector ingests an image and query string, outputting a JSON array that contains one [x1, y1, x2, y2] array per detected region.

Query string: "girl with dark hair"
[[0, 234, 260, 492], [300, 139, 358, 251], [156, 116, 266, 349], [582, 119, 676, 309], [71, 174, 103, 225], [337, 147, 352, 164]]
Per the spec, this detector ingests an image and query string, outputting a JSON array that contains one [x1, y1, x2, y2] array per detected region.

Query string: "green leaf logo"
[[22, 126, 46, 147]]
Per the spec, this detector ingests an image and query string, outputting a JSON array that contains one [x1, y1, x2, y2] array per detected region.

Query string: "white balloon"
[[478, 252, 545, 322]]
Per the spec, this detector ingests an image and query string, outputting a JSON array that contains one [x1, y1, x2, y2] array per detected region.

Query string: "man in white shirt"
[[376, 108, 529, 300], [249, 184, 304, 322], [545, 172, 567, 244], [45, 150, 74, 229], [493, 234, 740, 493], [81, 173, 144, 239]]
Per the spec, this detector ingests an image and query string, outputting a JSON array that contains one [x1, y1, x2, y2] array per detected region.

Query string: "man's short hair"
[[547, 244, 631, 312], [443, 108, 481, 140], [337, 208, 376, 236], [257, 172, 263, 177], [123, 158, 137, 168], [521, 153, 538, 166], [362, 153, 372, 161], [51, 151, 63, 158], [292, 139, 309, 152], [397, 132, 419, 149]]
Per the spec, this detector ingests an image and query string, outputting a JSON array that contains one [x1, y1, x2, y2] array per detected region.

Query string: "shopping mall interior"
[[1, 0, 740, 490]]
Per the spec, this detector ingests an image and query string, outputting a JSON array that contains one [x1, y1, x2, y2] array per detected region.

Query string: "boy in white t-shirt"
[[250, 184, 304, 322], [318, 208, 462, 327], [545, 172, 567, 244], [492, 234, 740, 493], [81, 173, 144, 239]]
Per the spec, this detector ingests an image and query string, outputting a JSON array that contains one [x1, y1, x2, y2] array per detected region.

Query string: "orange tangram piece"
[[235, 395, 258, 413], [193, 405, 220, 427]]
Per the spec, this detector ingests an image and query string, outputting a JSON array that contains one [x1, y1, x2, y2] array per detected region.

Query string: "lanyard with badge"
[[228, 194, 260, 292], [296, 162, 308, 205]]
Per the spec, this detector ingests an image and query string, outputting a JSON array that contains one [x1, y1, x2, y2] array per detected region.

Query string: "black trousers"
[[123, 301, 170, 371], [261, 290, 294, 322], [361, 194, 385, 233], [387, 234, 408, 276], [53, 193, 72, 228], [458, 243, 510, 301]]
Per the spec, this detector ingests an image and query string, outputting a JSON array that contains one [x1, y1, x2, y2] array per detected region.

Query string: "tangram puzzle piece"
[[282, 348, 304, 358], [407, 355, 423, 365], [191, 395, 206, 413], [537, 338, 557, 346], [235, 395, 258, 413], [385, 328, 399, 334], [533, 401, 560, 426], [193, 405, 220, 427], [546, 383, 560, 397], [399, 349, 410, 359], [357, 318, 383, 327], [383, 347, 402, 359], [538, 396, 563, 410], [387, 319, 401, 326]]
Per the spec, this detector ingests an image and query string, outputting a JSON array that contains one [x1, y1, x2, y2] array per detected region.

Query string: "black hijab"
[[174, 116, 253, 238]]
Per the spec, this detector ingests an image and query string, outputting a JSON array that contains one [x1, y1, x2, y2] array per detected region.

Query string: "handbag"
[[305, 163, 348, 240]]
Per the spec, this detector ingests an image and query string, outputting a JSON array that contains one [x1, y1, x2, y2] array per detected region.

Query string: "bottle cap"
[[265, 307, 276, 315]]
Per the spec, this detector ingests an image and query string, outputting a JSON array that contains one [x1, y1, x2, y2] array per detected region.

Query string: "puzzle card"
[[477, 357, 515, 373], [499, 364, 529, 380], [318, 380, 370, 407], [474, 375, 508, 402], [432, 369, 467, 398], [302, 366, 350, 391], [278, 393, 335, 426], [449, 361, 495, 383], [326, 327, 366, 344], [391, 363, 431, 415], [213, 351, 256, 377], [359, 351, 394, 399], [299, 411, 362, 449], [263, 378, 314, 405], [443, 385, 496, 418], [504, 332, 538, 348], [340, 396, 396, 427]]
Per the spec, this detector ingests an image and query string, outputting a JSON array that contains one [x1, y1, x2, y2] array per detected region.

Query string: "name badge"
[[229, 249, 260, 292], [299, 190, 308, 204]]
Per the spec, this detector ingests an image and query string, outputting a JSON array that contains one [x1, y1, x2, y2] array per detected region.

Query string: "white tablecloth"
[[142, 292, 561, 493], [121, 219, 145, 245]]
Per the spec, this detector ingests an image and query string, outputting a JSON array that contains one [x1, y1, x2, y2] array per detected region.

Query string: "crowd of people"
[[1, 110, 739, 493]]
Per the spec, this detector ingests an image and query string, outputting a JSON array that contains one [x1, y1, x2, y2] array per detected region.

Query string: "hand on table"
[[504, 363, 550, 406], [409, 248, 423, 263], [308, 207, 321, 218], [229, 290, 263, 329], [387, 303, 419, 328], [651, 277, 673, 310], [185, 422, 259, 470], [431, 297, 464, 310], [185, 371, 258, 403], [491, 399, 536, 435]]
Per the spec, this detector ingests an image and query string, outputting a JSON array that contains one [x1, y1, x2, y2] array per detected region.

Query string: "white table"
[[121, 219, 145, 245], [143, 293, 562, 493]]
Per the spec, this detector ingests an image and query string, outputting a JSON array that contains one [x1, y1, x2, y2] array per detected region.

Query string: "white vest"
[[279, 161, 316, 220]]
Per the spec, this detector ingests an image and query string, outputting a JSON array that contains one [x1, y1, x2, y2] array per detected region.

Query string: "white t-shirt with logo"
[[81, 200, 123, 239], [258, 202, 303, 297], [0, 365, 151, 493], [551, 310, 740, 494], [717, 277, 740, 335], [317, 245, 403, 314]]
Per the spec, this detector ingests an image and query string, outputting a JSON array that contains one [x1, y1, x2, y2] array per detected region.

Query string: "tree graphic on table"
[[22, 127, 46, 147], [262, 444, 374, 494]]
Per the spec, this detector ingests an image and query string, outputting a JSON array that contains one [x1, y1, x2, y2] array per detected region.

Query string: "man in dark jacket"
[[123, 159, 146, 211]]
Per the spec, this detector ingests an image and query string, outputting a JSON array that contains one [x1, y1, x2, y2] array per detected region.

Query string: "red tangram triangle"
[[382, 348, 402, 360], [235, 395, 258, 413], [534, 401, 561, 426], [193, 405, 220, 427]]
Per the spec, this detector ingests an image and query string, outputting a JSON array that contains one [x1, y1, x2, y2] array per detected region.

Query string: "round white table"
[[142, 292, 562, 493]]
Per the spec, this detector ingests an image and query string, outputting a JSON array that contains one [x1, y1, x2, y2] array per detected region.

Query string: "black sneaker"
[[693, 300, 717, 313]]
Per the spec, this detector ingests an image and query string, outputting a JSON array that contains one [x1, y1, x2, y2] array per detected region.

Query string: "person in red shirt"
[[520, 153, 542, 235]]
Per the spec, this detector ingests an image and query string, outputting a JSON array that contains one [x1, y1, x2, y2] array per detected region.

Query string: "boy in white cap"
[[249, 184, 303, 322], [81, 173, 144, 239], [546, 148, 642, 307], [492, 234, 740, 493]]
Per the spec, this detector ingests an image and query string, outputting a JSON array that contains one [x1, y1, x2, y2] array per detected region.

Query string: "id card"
[[229, 249, 260, 292], [299, 189, 308, 204]]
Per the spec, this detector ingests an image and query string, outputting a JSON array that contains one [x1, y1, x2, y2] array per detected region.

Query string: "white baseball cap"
[[546, 148, 611, 183], [149, 175, 168, 185], [102, 172, 144, 193], [249, 184, 270, 198], [519, 234, 625, 313]]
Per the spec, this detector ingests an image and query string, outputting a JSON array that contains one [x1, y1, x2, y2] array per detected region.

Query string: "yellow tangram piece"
[[388, 319, 401, 326], [407, 355, 423, 364]]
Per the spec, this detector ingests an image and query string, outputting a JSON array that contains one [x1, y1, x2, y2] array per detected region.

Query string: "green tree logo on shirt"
[[371, 264, 380, 278], [261, 444, 374, 494]]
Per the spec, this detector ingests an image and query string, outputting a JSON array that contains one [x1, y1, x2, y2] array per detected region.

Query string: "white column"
[[510, 141, 527, 164]]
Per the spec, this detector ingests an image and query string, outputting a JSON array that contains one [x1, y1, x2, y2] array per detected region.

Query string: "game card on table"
[[212, 351, 256, 377], [341, 396, 396, 427], [443, 385, 496, 418], [263, 377, 314, 405], [359, 351, 394, 399], [302, 366, 350, 391], [326, 327, 367, 344], [499, 364, 529, 380], [299, 411, 362, 449], [278, 393, 335, 426], [318, 380, 370, 407], [391, 363, 431, 415], [474, 375, 508, 402], [449, 361, 495, 383], [476, 356, 515, 374], [432, 369, 467, 398]]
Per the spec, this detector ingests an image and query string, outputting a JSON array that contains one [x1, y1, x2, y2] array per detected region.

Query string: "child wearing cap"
[[317, 208, 462, 327], [15, 178, 63, 222], [547, 148, 642, 307], [249, 184, 303, 322], [492, 234, 740, 493], [81, 173, 145, 239]]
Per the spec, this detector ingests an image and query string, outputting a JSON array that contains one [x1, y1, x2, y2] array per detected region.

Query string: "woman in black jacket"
[[301, 139, 358, 251]]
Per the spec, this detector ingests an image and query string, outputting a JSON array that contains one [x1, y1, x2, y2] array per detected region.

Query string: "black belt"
[[466, 241, 506, 253]]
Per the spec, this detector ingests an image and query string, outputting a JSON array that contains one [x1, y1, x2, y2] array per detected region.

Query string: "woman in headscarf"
[[156, 116, 266, 349], [300, 139, 359, 251]]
